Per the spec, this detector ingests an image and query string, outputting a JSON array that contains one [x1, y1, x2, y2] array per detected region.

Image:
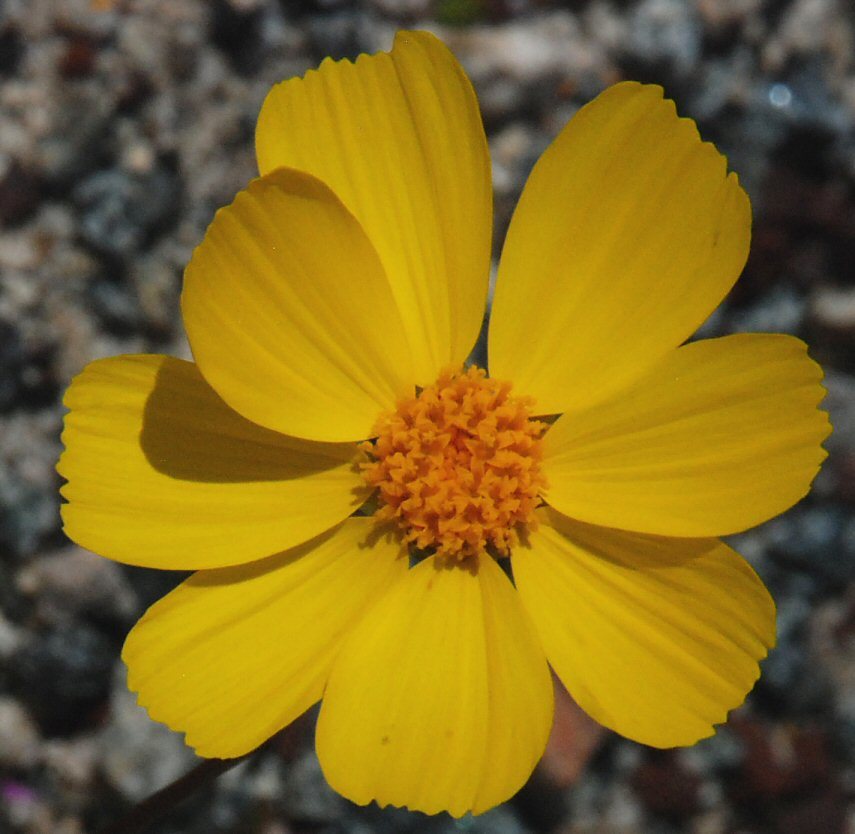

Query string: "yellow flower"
[[58, 31, 830, 818]]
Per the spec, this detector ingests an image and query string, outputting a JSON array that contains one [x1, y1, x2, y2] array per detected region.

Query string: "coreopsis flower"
[[58, 31, 830, 817]]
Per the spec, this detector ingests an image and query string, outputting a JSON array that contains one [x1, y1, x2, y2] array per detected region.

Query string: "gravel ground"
[[1, 0, 854, 832]]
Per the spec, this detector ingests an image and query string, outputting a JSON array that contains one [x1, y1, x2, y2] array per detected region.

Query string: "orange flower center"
[[361, 366, 548, 560]]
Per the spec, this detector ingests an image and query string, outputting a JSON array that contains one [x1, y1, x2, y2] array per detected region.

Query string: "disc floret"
[[361, 366, 547, 560]]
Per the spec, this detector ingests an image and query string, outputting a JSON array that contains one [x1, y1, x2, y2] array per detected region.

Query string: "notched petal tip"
[[122, 519, 407, 760], [255, 28, 491, 386], [515, 511, 776, 749], [181, 165, 417, 443], [490, 77, 754, 416], [542, 333, 832, 537], [58, 354, 368, 569], [316, 554, 552, 817]]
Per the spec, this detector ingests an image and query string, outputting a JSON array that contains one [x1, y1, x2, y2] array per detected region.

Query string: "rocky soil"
[[1, 0, 854, 832]]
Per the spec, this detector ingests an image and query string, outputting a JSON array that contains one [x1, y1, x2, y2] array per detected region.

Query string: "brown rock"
[[538, 676, 606, 789], [631, 749, 701, 819], [730, 718, 833, 801]]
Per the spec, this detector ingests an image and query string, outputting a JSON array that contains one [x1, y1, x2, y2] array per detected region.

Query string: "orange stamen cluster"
[[361, 366, 547, 560]]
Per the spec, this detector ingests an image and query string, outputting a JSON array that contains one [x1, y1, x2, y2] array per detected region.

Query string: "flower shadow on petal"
[[173, 521, 409, 593], [180, 524, 344, 589], [139, 357, 364, 485], [545, 512, 718, 570]]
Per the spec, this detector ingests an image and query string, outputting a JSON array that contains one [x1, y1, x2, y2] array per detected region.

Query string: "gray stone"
[[0, 697, 42, 769], [16, 546, 139, 626], [99, 666, 198, 802], [626, 0, 702, 77], [280, 749, 346, 823], [73, 165, 181, 259]]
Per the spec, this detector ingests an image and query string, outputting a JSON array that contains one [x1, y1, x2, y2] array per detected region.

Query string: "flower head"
[[58, 31, 830, 818], [362, 366, 548, 559]]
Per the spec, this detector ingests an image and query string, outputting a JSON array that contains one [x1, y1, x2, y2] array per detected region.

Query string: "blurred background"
[[1, 0, 854, 832]]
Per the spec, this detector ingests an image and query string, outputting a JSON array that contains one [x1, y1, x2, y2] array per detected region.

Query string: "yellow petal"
[[489, 82, 751, 415], [58, 355, 369, 569], [123, 519, 406, 758], [542, 334, 830, 536], [182, 168, 415, 443], [513, 509, 775, 747], [256, 30, 492, 383], [316, 555, 553, 817]]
